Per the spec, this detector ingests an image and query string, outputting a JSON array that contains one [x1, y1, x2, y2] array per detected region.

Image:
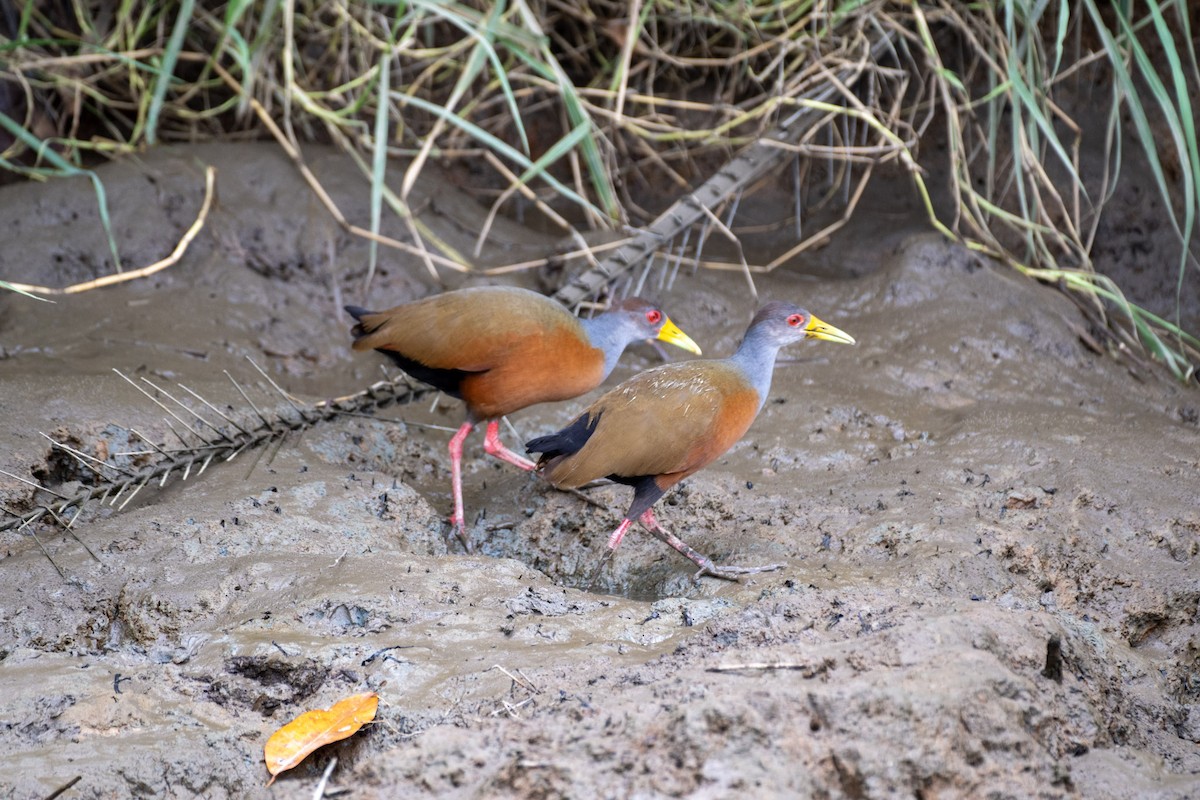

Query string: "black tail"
[[345, 305, 378, 339], [525, 411, 601, 459]]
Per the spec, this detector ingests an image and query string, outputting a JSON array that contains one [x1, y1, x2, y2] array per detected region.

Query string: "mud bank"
[[1, 144, 1197, 798]]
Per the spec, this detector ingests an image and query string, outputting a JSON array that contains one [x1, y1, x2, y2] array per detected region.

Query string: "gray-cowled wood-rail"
[[346, 286, 701, 544], [525, 300, 854, 580]]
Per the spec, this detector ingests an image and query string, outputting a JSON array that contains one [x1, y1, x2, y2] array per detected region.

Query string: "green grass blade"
[[511, 0, 618, 218], [1049, 0, 1070, 75], [1113, 5, 1189, 242], [0, 110, 122, 271], [0, 281, 52, 301], [1141, 0, 1198, 312], [1006, 57, 1085, 198], [506, 45, 618, 218], [369, 60, 389, 283], [219, 0, 257, 90], [394, 0, 530, 155], [391, 91, 604, 219], [476, 0, 530, 156], [145, 0, 194, 146], [1083, 2, 1176, 239], [512, 120, 591, 190]]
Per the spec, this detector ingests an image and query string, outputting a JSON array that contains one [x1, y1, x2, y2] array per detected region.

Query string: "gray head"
[[730, 301, 855, 408], [576, 296, 702, 381], [744, 301, 856, 347], [581, 296, 702, 368], [603, 297, 702, 354]]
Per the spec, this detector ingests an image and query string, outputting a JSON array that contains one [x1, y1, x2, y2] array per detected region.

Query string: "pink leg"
[[607, 517, 635, 550], [584, 517, 635, 589], [637, 509, 785, 582], [482, 420, 537, 471], [447, 421, 474, 545]]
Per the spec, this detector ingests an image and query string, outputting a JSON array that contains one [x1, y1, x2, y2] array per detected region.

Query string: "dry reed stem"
[[4, 165, 217, 296]]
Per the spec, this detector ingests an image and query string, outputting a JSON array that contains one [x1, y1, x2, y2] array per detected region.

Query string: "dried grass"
[[1, 0, 1196, 378]]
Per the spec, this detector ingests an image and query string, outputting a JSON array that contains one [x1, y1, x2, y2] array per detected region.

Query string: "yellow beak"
[[805, 314, 855, 345], [655, 317, 703, 355]]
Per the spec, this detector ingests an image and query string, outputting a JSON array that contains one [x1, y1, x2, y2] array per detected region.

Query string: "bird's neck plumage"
[[578, 314, 638, 380], [729, 325, 783, 411]]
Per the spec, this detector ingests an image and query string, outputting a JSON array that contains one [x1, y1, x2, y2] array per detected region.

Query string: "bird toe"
[[694, 561, 786, 582]]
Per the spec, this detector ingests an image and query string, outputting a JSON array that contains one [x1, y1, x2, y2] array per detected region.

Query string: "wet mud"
[[1, 144, 1198, 798]]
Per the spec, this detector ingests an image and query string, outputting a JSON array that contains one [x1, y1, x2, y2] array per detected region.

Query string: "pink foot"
[[638, 510, 784, 582], [482, 420, 536, 471]]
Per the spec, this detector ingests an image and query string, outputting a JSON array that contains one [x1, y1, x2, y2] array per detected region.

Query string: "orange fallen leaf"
[[264, 691, 378, 785]]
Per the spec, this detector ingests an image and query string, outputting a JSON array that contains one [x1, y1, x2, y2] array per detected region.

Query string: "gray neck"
[[729, 325, 783, 411], [578, 313, 639, 380]]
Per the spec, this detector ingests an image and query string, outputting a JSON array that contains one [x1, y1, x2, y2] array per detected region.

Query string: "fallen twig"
[[5, 166, 217, 297]]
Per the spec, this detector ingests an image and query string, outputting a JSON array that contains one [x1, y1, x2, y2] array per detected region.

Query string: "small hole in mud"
[[32, 433, 98, 488]]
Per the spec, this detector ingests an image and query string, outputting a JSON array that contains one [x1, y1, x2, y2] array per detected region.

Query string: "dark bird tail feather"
[[525, 412, 601, 464], [345, 305, 379, 339]]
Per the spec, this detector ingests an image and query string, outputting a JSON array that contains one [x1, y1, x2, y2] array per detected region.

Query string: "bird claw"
[[637, 516, 785, 582], [693, 561, 786, 582], [448, 518, 474, 553]]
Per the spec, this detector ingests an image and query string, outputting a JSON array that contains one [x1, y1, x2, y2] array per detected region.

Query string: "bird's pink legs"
[[447, 419, 536, 549], [607, 518, 635, 550], [600, 509, 785, 582], [447, 421, 474, 545], [482, 420, 537, 470]]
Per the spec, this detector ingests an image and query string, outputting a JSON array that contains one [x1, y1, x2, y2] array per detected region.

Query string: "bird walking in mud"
[[526, 301, 854, 580], [346, 286, 701, 547]]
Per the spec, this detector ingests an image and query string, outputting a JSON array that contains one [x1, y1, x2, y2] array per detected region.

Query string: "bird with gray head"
[[346, 285, 702, 548], [527, 300, 854, 580]]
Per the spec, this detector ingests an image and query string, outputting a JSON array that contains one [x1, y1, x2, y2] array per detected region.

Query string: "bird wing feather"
[[351, 287, 603, 419], [351, 287, 576, 372], [542, 361, 761, 488]]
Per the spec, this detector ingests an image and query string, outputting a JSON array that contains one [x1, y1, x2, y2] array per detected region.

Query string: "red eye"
[[646, 309, 663, 325], [787, 314, 804, 327]]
